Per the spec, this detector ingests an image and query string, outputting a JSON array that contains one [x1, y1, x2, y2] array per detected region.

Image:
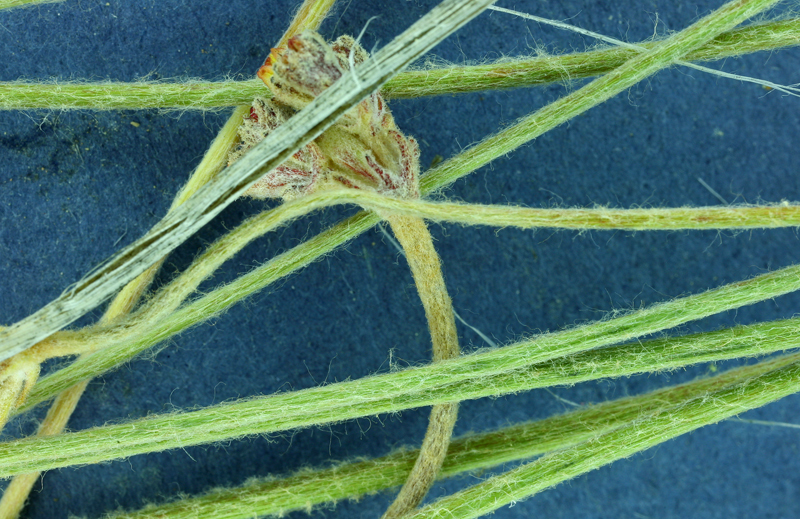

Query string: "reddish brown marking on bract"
[[367, 155, 397, 190], [342, 153, 378, 183], [335, 176, 360, 189]]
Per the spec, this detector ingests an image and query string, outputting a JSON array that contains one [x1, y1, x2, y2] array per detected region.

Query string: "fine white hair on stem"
[[489, 4, 800, 97], [350, 15, 380, 89], [378, 223, 498, 348]]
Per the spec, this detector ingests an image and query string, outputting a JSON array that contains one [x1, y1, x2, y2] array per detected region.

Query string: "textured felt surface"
[[1, 0, 799, 518]]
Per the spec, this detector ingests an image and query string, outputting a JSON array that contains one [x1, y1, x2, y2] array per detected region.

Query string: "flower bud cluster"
[[229, 31, 420, 200]]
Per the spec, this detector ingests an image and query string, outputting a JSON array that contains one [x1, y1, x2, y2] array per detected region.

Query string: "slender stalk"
[[5, 312, 800, 477], [277, 0, 338, 49], [19, 211, 380, 414], [99, 351, 800, 519], [0, 80, 266, 111], [420, 0, 784, 195], [64, 0, 780, 369], [9, 195, 351, 368], [364, 197, 800, 230], [2, 19, 798, 110], [382, 215, 461, 518], [0, 110, 256, 393], [0, 379, 89, 519], [1, 0, 792, 516], [408, 356, 800, 519], [251, 190, 800, 231], [3, 0, 786, 368], [14, 194, 800, 398]]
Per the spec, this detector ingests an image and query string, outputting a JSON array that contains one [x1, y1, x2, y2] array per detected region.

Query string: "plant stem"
[[364, 197, 800, 230], [6, 309, 800, 477], [0, 1, 341, 515], [0, 79, 266, 111], [24, 199, 397, 393], [5, 187, 793, 415], [278, 0, 338, 49], [2, 19, 798, 110], [420, 0, 784, 195], [0, 379, 89, 519], [2, 0, 785, 371], [407, 356, 800, 519], [95, 0, 785, 345], [13, 193, 800, 399], [98, 351, 800, 519], [384, 18, 800, 98], [0, 0, 60, 10], [274, 190, 800, 230], [383, 215, 460, 518]]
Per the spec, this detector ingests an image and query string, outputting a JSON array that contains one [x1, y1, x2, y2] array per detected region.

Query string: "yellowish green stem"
[[19, 208, 800, 416], [0, 0, 495, 364], [0, 77, 250, 519], [278, 0, 338, 49], [384, 18, 800, 98], [2, 19, 798, 110], [0, 379, 89, 519], [8, 193, 800, 387], [366, 197, 800, 230]]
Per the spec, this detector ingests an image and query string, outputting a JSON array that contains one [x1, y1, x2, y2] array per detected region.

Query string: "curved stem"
[[0, 0, 494, 366], [383, 215, 460, 518]]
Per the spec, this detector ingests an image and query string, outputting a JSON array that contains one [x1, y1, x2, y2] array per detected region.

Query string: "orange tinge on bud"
[[256, 48, 283, 86]]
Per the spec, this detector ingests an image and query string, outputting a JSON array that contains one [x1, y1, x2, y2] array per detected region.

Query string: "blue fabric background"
[[1, 0, 799, 517]]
